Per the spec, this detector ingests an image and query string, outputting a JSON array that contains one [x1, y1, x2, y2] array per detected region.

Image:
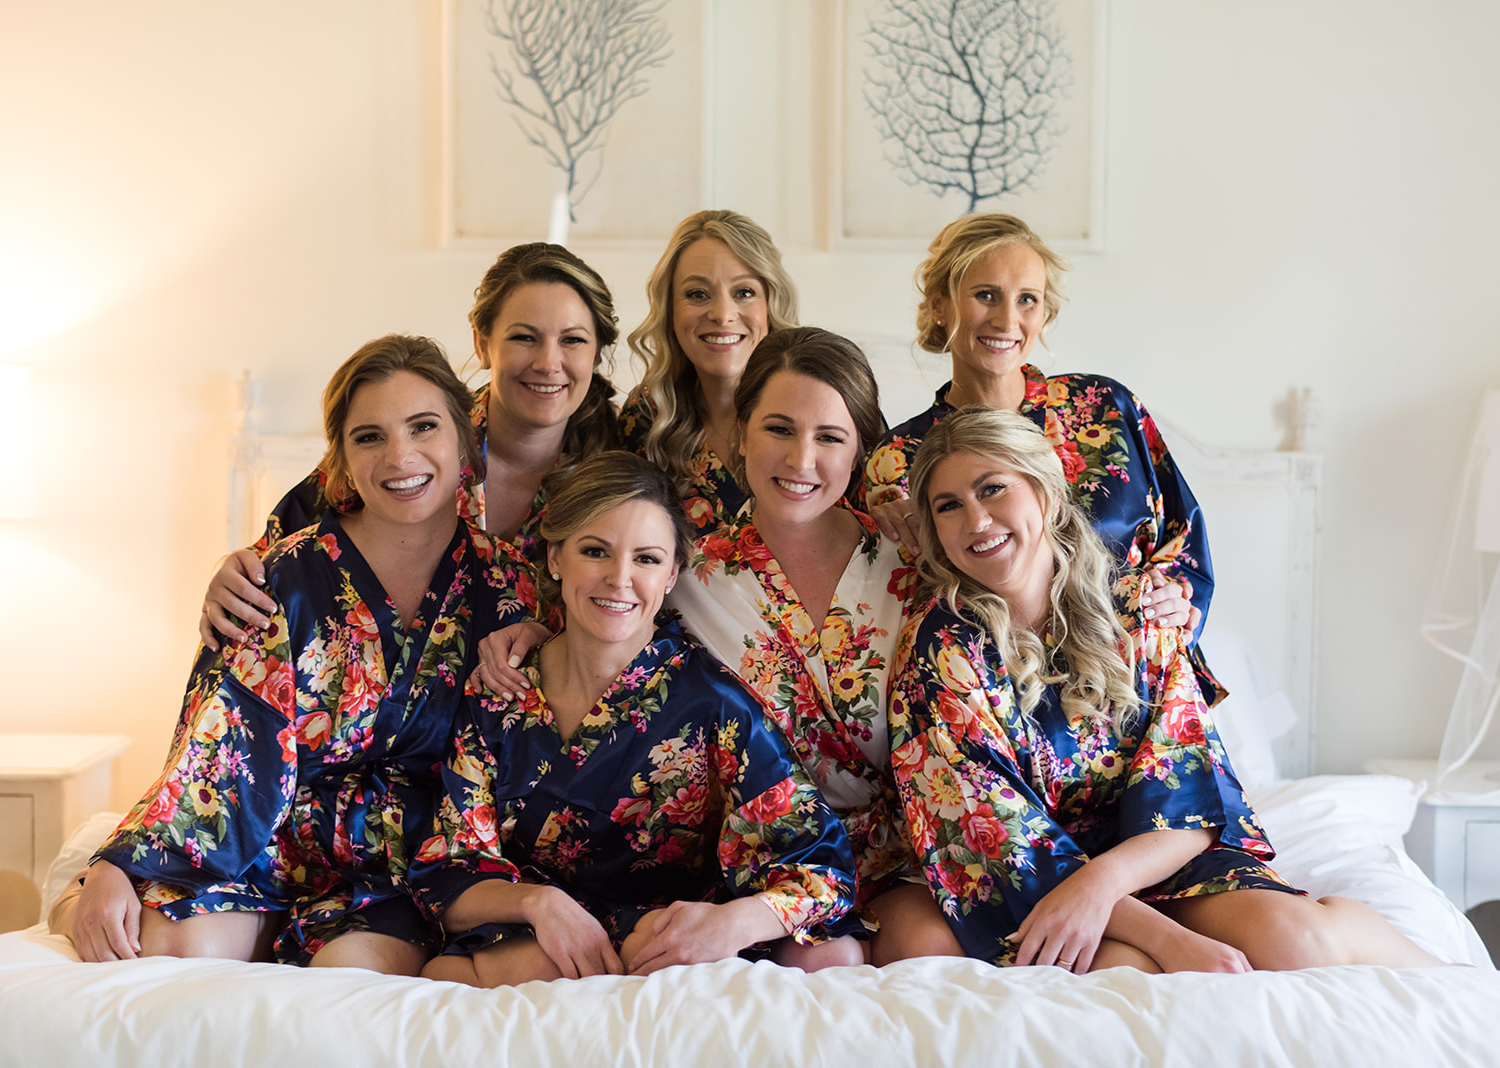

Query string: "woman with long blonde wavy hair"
[[619, 209, 798, 533], [887, 407, 1443, 974]]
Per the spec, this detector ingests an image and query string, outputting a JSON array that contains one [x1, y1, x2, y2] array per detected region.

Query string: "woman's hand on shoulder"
[[521, 885, 622, 979], [869, 496, 921, 555], [200, 549, 276, 651], [1139, 569, 1200, 633], [71, 860, 141, 962], [472, 621, 553, 699]]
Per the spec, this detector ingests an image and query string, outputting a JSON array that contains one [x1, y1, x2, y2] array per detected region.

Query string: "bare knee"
[[866, 883, 964, 966], [309, 932, 428, 975], [1089, 938, 1162, 974], [462, 938, 564, 987], [137, 907, 267, 962], [773, 935, 867, 971]]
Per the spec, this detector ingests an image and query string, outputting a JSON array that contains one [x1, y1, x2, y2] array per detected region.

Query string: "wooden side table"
[[1365, 758, 1500, 916], [0, 733, 131, 888]]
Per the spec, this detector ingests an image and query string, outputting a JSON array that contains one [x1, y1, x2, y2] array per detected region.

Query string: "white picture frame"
[[828, 0, 1108, 252], [441, 0, 713, 249]]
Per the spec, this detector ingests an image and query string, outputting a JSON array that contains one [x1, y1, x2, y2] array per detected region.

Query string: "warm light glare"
[[0, 365, 40, 519]]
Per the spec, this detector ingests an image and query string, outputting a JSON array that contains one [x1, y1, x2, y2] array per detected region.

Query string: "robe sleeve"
[[861, 435, 919, 511], [1115, 390, 1215, 644], [94, 605, 302, 893], [886, 612, 1089, 959], [408, 687, 525, 918], [251, 470, 326, 555], [1118, 620, 1274, 859], [704, 660, 857, 943]]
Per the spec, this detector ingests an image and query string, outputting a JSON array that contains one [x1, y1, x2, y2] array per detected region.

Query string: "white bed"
[[2, 385, 1496, 1067]]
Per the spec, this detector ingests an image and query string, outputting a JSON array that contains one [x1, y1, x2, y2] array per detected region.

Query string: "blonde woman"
[[888, 407, 1443, 972], [620, 209, 798, 533], [862, 214, 1207, 693]]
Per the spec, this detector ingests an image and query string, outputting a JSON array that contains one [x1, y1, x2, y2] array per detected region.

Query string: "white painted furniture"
[[0, 734, 130, 887], [1366, 758, 1500, 916]]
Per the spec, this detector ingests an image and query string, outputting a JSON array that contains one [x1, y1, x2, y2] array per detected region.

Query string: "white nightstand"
[[0, 733, 131, 888], [1365, 758, 1500, 916]]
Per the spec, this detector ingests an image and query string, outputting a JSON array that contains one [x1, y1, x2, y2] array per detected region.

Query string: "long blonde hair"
[[626, 210, 798, 490], [908, 408, 1139, 729]]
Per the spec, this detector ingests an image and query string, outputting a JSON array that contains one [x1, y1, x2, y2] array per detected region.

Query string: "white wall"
[[2, 0, 1496, 807]]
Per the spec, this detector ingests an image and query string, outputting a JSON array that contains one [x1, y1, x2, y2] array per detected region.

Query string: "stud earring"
[[665, 585, 674, 594], [551, 572, 560, 580]]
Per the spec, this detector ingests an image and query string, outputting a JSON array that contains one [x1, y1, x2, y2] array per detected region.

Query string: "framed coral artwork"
[[442, 0, 711, 247], [829, 0, 1107, 251]]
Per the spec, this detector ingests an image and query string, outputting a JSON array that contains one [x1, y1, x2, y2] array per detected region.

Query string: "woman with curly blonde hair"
[[862, 213, 1210, 697], [887, 407, 1444, 973], [620, 209, 799, 533]]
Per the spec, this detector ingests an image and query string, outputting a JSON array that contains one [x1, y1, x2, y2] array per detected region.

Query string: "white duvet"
[[1, 776, 1496, 1068]]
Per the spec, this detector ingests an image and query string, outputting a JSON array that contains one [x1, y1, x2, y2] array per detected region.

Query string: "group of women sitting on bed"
[[50, 210, 1445, 981]]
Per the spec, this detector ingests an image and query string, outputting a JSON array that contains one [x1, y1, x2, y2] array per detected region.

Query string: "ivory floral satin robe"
[[863, 367, 1220, 699], [96, 514, 538, 964], [254, 385, 549, 562], [619, 384, 747, 536], [414, 618, 856, 950], [887, 598, 1297, 965], [669, 504, 919, 901]]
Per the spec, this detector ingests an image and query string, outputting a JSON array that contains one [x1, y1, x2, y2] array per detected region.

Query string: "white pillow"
[[40, 811, 125, 917], [1198, 630, 1296, 789]]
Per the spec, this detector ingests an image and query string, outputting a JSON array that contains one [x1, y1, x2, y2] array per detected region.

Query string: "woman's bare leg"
[[423, 937, 564, 987], [866, 883, 964, 966], [310, 930, 428, 975], [1158, 891, 1446, 969]]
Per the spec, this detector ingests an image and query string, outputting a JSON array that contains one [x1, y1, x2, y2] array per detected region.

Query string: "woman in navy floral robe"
[[889, 408, 1443, 972], [56, 336, 538, 971], [416, 453, 856, 986], [198, 242, 621, 648], [862, 214, 1216, 699]]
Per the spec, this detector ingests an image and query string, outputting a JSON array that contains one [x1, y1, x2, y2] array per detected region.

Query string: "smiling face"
[[547, 498, 681, 653], [671, 237, 770, 389], [477, 281, 598, 436], [342, 369, 464, 535], [926, 450, 1055, 628], [932, 243, 1048, 392], [738, 370, 860, 527]]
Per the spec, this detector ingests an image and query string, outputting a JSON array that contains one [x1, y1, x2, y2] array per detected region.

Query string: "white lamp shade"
[[0, 365, 40, 520]]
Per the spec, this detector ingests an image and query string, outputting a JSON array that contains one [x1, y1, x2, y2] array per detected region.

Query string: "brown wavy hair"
[[320, 334, 482, 511], [470, 242, 620, 467]]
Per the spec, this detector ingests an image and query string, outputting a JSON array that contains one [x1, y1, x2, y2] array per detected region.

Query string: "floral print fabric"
[[414, 618, 856, 947], [97, 514, 538, 963], [618, 385, 747, 536], [887, 597, 1296, 965], [668, 504, 918, 901]]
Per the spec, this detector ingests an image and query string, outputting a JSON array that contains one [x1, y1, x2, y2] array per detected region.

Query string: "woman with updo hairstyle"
[[200, 242, 621, 649], [54, 335, 538, 972], [620, 209, 799, 533], [887, 407, 1443, 973], [413, 451, 857, 986], [862, 213, 1217, 700]]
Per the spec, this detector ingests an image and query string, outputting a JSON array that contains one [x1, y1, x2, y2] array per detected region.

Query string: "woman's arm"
[[442, 879, 621, 979], [1009, 826, 1213, 970], [626, 897, 789, 976]]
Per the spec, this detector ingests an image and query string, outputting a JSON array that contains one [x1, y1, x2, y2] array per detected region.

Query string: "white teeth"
[[526, 383, 565, 394], [970, 533, 1010, 553], [702, 334, 743, 345], [593, 598, 635, 611], [980, 338, 1019, 352], [774, 478, 817, 494], [383, 475, 431, 491]]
